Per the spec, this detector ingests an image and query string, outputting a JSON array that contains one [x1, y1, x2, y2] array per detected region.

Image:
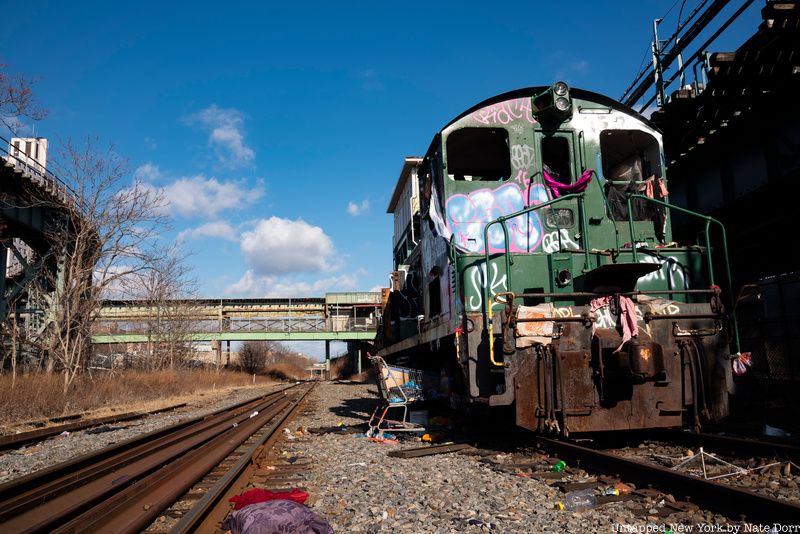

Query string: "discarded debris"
[[388, 443, 474, 459]]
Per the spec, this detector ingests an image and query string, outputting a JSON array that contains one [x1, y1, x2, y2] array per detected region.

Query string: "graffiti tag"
[[466, 262, 508, 311], [471, 98, 536, 126], [541, 229, 580, 253]]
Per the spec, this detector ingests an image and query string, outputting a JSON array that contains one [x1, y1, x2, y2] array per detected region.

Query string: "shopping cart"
[[366, 354, 426, 438]]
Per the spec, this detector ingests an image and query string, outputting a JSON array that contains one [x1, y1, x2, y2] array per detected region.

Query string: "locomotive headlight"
[[553, 81, 569, 96], [555, 96, 571, 112]]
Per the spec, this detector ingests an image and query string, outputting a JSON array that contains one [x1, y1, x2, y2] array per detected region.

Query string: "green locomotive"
[[380, 83, 738, 434]]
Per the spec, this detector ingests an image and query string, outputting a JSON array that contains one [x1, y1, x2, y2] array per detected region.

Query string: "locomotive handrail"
[[625, 193, 739, 354], [482, 192, 586, 367]]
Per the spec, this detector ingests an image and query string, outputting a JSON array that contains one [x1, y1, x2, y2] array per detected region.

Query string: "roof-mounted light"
[[532, 81, 572, 121]]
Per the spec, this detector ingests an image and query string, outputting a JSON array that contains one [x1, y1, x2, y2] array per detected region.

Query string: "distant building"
[[6, 137, 48, 176], [387, 157, 422, 269]]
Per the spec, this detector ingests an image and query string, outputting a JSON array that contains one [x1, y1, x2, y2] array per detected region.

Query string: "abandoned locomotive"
[[379, 83, 737, 434]]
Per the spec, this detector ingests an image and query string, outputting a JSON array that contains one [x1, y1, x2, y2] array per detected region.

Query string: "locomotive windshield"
[[446, 127, 510, 181]]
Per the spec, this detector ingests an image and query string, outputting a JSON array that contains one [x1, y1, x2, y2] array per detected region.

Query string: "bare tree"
[[39, 138, 169, 392], [1, 63, 47, 133], [239, 341, 268, 374], [123, 246, 198, 370]]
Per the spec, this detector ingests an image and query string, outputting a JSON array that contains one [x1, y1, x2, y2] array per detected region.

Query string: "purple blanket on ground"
[[221, 500, 333, 534]]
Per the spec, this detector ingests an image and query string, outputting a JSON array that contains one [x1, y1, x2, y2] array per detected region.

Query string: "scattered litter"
[[731, 352, 752, 376], [367, 437, 399, 445], [763, 424, 791, 438], [229, 488, 309, 510], [421, 431, 448, 443], [86, 425, 123, 435], [58, 431, 70, 438], [348, 462, 367, 467], [232, 423, 238, 428], [613, 482, 633, 495], [552, 460, 567, 472], [389, 442, 474, 459], [284, 428, 292, 434], [671, 447, 747, 479], [249, 411, 259, 418], [465, 518, 496, 529], [556, 488, 597, 511]]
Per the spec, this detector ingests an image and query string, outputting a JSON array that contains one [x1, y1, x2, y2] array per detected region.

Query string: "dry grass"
[[264, 361, 308, 381], [0, 369, 274, 427]]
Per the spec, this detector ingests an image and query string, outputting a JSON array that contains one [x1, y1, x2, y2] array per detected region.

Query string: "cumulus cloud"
[[183, 105, 255, 167], [177, 221, 237, 242], [347, 199, 369, 216], [163, 175, 263, 218], [240, 217, 334, 275], [227, 271, 359, 297], [133, 162, 162, 181]]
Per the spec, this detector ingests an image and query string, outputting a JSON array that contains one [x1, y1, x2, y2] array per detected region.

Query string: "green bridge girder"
[[91, 330, 377, 344]]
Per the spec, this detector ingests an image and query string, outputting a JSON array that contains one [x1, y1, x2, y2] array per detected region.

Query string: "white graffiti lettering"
[[639, 255, 688, 289], [510, 144, 536, 171], [541, 230, 580, 253], [467, 263, 508, 311]]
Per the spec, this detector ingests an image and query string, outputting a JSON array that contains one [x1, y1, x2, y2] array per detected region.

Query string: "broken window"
[[446, 128, 510, 181], [541, 136, 573, 184], [600, 130, 667, 240]]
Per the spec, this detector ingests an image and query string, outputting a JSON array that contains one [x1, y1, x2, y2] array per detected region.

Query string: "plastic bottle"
[[556, 488, 597, 511], [552, 460, 567, 472]]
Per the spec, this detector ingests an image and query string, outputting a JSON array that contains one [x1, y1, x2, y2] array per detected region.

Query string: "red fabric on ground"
[[229, 488, 309, 511]]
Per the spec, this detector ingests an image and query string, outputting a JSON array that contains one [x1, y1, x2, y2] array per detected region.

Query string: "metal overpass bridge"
[[92, 292, 382, 369]]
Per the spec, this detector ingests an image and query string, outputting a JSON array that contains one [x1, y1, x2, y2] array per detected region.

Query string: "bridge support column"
[[325, 340, 330, 380], [357, 346, 362, 375]]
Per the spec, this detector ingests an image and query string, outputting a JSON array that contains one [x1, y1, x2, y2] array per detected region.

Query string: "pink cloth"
[[543, 169, 594, 198], [229, 488, 309, 511], [589, 295, 639, 353]]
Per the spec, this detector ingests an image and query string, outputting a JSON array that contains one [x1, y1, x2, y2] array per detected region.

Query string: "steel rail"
[[535, 436, 800, 525], [0, 386, 294, 532], [53, 387, 312, 534], [0, 402, 187, 451], [171, 383, 316, 533]]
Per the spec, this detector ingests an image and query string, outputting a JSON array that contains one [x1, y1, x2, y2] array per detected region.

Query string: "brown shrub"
[[264, 361, 307, 381], [0, 370, 273, 426]]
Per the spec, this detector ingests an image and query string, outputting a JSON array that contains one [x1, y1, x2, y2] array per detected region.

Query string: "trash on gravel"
[[58, 431, 70, 438], [763, 424, 791, 438]]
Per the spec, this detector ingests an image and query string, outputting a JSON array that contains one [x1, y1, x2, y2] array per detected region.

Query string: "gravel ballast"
[[278, 382, 682, 533]]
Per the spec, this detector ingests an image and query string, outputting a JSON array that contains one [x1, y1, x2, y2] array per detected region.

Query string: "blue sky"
[[2, 1, 762, 302]]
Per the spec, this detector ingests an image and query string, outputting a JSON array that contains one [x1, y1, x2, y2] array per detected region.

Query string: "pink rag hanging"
[[657, 177, 669, 197], [543, 169, 594, 198], [589, 295, 639, 352]]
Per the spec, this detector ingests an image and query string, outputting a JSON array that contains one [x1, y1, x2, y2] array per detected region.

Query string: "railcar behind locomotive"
[[379, 83, 738, 435]]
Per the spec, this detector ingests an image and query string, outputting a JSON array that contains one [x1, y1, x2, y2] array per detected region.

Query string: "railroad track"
[[0, 382, 314, 534], [533, 434, 800, 525], [0, 403, 188, 451]]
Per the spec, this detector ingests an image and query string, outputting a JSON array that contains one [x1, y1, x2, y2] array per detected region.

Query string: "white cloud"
[[227, 271, 359, 297], [240, 217, 334, 275], [133, 163, 162, 181], [144, 136, 157, 150], [184, 105, 255, 167], [163, 175, 263, 218], [347, 199, 369, 216], [177, 221, 237, 242]]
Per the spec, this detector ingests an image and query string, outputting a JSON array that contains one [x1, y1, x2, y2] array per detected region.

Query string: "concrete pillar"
[[325, 340, 330, 380], [357, 346, 362, 375]]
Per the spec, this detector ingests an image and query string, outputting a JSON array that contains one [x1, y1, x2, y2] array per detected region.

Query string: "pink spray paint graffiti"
[[471, 98, 537, 126], [446, 183, 549, 254]]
